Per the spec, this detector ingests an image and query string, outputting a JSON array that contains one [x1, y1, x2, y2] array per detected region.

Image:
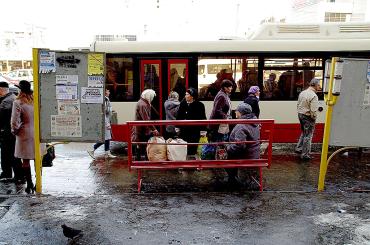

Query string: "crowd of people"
[[0, 80, 36, 193], [131, 68, 321, 186], [0, 68, 321, 193]]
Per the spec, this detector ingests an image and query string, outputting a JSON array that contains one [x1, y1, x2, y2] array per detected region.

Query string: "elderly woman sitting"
[[226, 103, 260, 186]]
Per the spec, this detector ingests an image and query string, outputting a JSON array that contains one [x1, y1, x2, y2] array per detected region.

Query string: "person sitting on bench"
[[226, 103, 260, 186]]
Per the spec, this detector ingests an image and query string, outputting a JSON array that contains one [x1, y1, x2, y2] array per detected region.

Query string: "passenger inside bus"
[[206, 68, 236, 98]]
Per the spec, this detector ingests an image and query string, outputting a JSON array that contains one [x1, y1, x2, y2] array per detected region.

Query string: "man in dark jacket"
[[0, 82, 23, 182], [226, 102, 260, 186]]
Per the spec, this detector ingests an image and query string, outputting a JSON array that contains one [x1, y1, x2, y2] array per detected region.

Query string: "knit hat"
[[186, 87, 198, 99], [310, 78, 320, 86], [0, 81, 9, 88], [236, 103, 252, 115], [248, 86, 260, 94]]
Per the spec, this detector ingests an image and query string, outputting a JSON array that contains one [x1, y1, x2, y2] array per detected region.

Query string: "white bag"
[[146, 136, 167, 161], [166, 138, 187, 161], [218, 124, 229, 134]]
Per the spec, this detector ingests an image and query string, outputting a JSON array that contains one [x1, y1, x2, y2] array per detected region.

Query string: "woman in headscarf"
[[132, 89, 159, 159], [164, 91, 180, 137], [244, 85, 261, 118], [11, 80, 35, 194], [177, 87, 206, 155]]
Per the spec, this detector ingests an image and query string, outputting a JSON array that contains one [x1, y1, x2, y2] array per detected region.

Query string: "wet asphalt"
[[0, 143, 369, 244]]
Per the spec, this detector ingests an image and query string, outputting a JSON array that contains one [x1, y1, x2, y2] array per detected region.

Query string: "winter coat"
[[164, 98, 180, 133], [227, 114, 260, 160], [244, 94, 260, 118], [210, 90, 231, 120], [131, 98, 152, 142], [0, 93, 16, 138], [177, 100, 206, 148], [11, 99, 34, 159], [104, 96, 112, 140], [164, 98, 180, 120]]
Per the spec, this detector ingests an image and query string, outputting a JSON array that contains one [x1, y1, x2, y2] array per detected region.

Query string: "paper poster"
[[57, 100, 80, 115], [81, 87, 103, 103], [39, 51, 56, 73], [88, 53, 104, 75], [56, 75, 78, 85], [56, 85, 78, 100], [87, 75, 104, 88], [51, 115, 82, 137], [363, 84, 370, 106]]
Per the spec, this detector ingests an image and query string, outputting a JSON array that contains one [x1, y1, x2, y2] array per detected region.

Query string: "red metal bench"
[[127, 119, 274, 192]]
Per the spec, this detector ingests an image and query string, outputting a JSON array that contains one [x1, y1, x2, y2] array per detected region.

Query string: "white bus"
[[90, 22, 370, 143]]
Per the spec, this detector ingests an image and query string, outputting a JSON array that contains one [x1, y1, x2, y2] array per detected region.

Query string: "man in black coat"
[[0, 82, 23, 182]]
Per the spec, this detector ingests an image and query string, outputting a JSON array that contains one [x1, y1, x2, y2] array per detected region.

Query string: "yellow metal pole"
[[32, 48, 42, 193], [318, 57, 337, 191]]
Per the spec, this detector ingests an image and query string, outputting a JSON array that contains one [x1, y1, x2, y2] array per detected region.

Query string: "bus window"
[[197, 57, 258, 100], [106, 57, 134, 102], [168, 59, 188, 101], [262, 58, 323, 100], [140, 60, 162, 120]]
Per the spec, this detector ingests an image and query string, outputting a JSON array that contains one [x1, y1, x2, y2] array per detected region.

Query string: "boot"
[[24, 167, 34, 194], [105, 151, 116, 159]]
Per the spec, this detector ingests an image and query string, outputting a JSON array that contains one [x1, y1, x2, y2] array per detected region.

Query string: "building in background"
[[288, 0, 369, 23], [0, 24, 46, 73]]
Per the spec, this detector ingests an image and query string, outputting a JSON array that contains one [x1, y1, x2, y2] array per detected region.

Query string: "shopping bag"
[[218, 124, 229, 134], [146, 136, 167, 161], [197, 134, 208, 158], [42, 144, 55, 167], [201, 144, 216, 160], [215, 145, 228, 160], [166, 138, 187, 161]]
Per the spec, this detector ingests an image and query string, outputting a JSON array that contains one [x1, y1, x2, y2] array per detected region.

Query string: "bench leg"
[[137, 170, 142, 193], [259, 167, 263, 192]]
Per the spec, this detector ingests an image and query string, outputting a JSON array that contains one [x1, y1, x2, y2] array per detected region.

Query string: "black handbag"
[[42, 144, 56, 167]]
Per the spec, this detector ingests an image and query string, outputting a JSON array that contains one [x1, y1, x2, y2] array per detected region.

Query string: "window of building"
[[325, 12, 351, 22], [106, 57, 134, 101]]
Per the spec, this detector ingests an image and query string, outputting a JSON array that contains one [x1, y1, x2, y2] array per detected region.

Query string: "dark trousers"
[[296, 114, 316, 158], [94, 140, 110, 152], [0, 134, 23, 179]]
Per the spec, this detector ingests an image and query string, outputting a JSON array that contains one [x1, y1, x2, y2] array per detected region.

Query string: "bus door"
[[140, 60, 162, 120], [167, 59, 188, 101]]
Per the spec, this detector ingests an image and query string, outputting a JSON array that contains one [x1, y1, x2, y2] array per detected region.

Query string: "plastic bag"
[[146, 136, 167, 161], [167, 138, 187, 161], [42, 144, 55, 167], [201, 144, 216, 160], [215, 145, 228, 160], [197, 135, 208, 158]]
